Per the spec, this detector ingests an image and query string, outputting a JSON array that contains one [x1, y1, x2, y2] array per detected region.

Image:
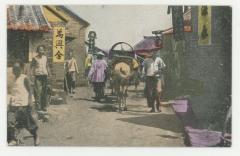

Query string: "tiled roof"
[[7, 5, 52, 32]]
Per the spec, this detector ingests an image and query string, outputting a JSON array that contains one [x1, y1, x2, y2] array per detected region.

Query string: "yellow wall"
[[43, 6, 67, 23]]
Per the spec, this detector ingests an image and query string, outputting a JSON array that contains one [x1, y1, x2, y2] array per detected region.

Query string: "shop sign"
[[53, 26, 65, 62]]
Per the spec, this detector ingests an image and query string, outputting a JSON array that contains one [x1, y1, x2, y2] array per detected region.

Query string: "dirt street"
[[22, 83, 185, 147]]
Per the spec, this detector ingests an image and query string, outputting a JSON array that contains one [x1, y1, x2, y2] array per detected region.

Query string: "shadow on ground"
[[127, 88, 144, 93], [120, 110, 152, 116], [117, 114, 183, 133], [74, 98, 96, 102], [129, 94, 145, 101], [91, 104, 118, 112], [76, 94, 118, 102], [157, 134, 180, 139]]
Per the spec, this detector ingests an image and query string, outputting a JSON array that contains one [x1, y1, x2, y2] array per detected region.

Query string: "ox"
[[111, 61, 134, 112]]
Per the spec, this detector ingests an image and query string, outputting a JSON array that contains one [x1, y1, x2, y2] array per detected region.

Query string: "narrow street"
[[22, 83, 185, 146], [5, 4, 233, 156]]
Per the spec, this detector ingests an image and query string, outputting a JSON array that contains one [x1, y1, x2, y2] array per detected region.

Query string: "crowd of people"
[[86, 50, 166, 112], [7, 44, 166, 146]]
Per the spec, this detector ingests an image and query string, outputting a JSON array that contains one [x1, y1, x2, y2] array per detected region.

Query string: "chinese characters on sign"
[[53, 26, 65, 62], [198, 6, 211, 45]]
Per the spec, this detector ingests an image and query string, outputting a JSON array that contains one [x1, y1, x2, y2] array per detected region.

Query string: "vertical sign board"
[[198, 6, 211, 45], [53, 26, 65, 62]]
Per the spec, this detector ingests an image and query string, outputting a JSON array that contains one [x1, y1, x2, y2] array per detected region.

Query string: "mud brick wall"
[[28, 21, 88, 87], [65, 20, 88, 86], [28, 31, 64, 88]]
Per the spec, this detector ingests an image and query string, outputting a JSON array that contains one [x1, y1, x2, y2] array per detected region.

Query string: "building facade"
[[7, 5, 90, 98], [7, 5, 52, 94], [161, 6, 231, 130], [36, 6, 89, 87], [183, 6, 231, 129]]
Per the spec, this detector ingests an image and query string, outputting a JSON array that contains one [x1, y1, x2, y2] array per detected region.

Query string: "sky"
[[67, 5, 172, 50]]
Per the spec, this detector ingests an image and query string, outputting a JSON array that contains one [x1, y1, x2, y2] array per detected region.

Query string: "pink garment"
[[88, 60, 107, 82]]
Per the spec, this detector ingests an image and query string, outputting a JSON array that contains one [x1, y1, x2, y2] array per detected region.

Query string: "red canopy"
[[133, 36, 162, 56]]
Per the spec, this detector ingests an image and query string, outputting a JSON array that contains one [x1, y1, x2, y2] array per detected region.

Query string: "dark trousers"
[[7, 106, 38, 142], [66, 72, 76, 94], [93, 82, 105, 100], [34, 75, 48, 111], [145, 76, 159, 110], [132, 69, 140, 87], [85, 67, 91, 78]]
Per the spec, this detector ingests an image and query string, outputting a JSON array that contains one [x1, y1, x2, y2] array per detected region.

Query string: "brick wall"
[[65, 18, 88, 86], [28, 19, 88, 87]]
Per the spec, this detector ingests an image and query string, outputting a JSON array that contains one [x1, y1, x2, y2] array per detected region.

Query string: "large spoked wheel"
[[109, 42, 134, 59]]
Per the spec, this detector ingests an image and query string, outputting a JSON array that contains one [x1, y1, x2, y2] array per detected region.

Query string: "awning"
[[7, 5, 52, 32], [133, 36, 162, 55]]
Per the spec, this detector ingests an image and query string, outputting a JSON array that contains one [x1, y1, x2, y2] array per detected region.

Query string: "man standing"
[[153, 51, 166, 112], [65, 51, 79, 95], [88, 52, 108, 101], [31, 45, 51, 112], [143, 54, 156, 112], [143, 51, 166, 112], [8, 61, 39, 146]]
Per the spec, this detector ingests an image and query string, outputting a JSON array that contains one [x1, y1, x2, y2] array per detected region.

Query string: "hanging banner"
[[53, 26, 65, 62], [198, 6, 211, 45]]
